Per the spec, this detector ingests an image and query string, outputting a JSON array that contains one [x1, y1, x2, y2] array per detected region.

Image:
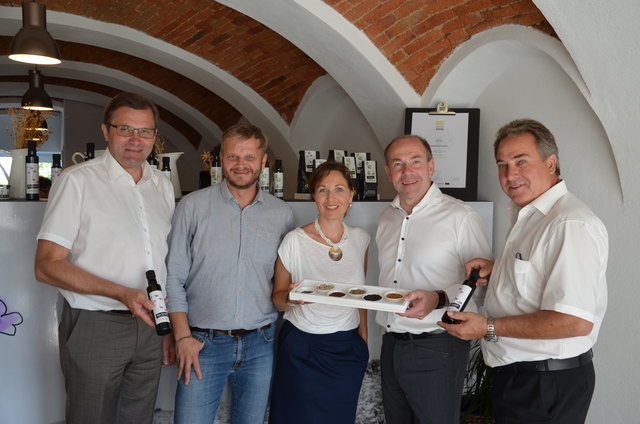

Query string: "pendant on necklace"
[[328, 246, 343, 261]]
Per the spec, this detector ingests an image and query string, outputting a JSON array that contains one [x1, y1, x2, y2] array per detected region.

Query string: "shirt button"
[[401, 237, 405, 241], [393, 280, 397, 284], [397, 259, 401, 262], [386, 325, 390, 328], [405, 217, 409, 220]]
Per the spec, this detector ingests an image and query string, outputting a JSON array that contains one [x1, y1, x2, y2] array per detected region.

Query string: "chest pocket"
[[513, 258, 543, 309], [251, 229, 280, 264]]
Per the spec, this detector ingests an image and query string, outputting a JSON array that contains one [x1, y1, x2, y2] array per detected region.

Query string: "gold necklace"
[[314, 218, 348, 261]]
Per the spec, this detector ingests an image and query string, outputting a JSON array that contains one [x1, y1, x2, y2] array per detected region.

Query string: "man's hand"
[[120, 287, 156, 328], [465, 258, 494, 287], [438, 311, 487, 340], [175, 336, 204, 385], [399, 290, 438, 320], [162, 334, 176, 368]]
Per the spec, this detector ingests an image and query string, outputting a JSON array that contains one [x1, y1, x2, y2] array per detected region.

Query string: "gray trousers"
[[381, 331, 470, 424], [58, 300, 162, 424]]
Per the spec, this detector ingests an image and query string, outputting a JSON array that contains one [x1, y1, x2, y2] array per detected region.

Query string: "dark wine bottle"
[[145, 270, 172, 336], [147, 151, 159, 166], [86, 142, 95, 160], [51, 153, 62, 183], [274, 159, 284, 199], [161, 157, 171, 179], [210, 151, 222, 185], [442, 268, 481, 324], [25, 140, 39, 201], [296, 150, 307, 193]]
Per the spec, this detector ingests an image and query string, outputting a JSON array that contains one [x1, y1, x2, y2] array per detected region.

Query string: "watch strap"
[[434, 290, 447, 310], [485, 316, 498, 342]]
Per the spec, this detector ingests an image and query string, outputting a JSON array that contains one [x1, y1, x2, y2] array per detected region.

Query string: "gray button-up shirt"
[[166, 182, 293, 329]]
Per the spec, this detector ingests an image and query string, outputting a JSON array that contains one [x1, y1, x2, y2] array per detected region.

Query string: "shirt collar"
[[509, 180, 567, 221], [390, 182, 443, 214], [104, 148, 158, 185], [219, 180, 263, 206]]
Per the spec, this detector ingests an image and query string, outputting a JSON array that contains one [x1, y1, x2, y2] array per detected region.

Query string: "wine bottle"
[[210, 152, 222, 185], [51, 154, 62, 183], [147, 151, 158, 166], [86, 142, 95, 160], [146, 270, 172, 336], [25, 140, 39, 201], [274, 159, 284, 199], [161, 157, 171, 179], [260, 160, 270, 192], [442, 268, 481, 324]]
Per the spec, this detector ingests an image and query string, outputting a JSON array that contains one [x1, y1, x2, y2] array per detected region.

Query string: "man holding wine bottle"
[[376, 135, 492, 424], [439, 119, 608, 424], [35, 92, 175, 424], [165, 123, 293, 424]]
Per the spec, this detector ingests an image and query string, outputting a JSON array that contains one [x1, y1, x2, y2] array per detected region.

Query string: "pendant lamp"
[[22, 69, 54, 111], [9, 1, 62, 65]]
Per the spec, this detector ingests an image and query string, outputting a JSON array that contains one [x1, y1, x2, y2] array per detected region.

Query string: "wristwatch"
[[434, 290, 447, 310], [485, 317, 498, 342]]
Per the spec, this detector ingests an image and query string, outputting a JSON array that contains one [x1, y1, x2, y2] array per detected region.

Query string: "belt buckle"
[[227, 329, 236, 337]]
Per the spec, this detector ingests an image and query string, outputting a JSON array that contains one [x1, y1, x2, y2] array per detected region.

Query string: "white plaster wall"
[[290, 75, 394, 199], [432, 35, 633, 423]]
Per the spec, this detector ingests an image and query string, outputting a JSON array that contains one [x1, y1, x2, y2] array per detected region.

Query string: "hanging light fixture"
[[22, 68, 54, 111], [9, 1, 62, 65]]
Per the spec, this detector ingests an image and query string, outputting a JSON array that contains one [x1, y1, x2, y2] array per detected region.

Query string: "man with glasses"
[[35, 92, 175, 424]]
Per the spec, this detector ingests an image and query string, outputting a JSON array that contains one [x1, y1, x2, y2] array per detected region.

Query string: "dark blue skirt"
[[269, 320, 369, 424]]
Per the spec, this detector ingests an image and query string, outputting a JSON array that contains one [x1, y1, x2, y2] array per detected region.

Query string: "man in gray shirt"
[[166, 123, 293, 424]]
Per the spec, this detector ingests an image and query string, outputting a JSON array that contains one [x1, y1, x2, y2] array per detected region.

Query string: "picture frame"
[[404, 106, 480, 201]]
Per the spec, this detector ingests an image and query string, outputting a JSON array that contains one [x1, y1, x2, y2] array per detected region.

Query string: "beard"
[[223, 167, 261, 190]]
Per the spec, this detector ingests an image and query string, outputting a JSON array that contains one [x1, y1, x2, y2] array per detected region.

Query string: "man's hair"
[[103, 92, 159, 127], [307, 161, 355, 200], [221, 123, 268, 155], [384, 135, 433, 164], [494, 119, 561, 176]]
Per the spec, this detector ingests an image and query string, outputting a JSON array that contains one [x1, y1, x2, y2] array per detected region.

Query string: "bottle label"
[[51, 168, 62, 182], [333, 150, 346, 163], [446, 285, 473, 312], [26, 164, 39, 195], [304, 151, 316, 173], [210, 166, 222, 185], [274, 171, 284, 198], [314, 158, 326, 168], [148, 289, 170, 324], [365, 160, 377, 183], [354, 152, 367, 168], [259, 167, 270, 191], [343, 157, 357, 178]]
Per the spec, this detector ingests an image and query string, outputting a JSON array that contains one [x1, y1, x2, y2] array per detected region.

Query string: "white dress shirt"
[[376, 184, 492, 334], [37, 149, 175, 311], [482, 181, 608, 367]]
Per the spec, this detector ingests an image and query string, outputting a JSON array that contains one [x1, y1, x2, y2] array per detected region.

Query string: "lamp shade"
[[9, 2, 61, 65], [22, 69, 54, 111]]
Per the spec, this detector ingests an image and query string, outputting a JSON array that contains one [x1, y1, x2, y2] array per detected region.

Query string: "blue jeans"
[[174, 324, 276, 424]]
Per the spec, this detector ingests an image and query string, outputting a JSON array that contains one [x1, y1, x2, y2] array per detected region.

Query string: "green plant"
[[461, 339, 494, 423]]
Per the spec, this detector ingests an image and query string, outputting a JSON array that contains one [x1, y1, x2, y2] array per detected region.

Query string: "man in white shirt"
[[35, 92, 175, 424], [376, 135, 491, 423], [440, 119, 608, 424]]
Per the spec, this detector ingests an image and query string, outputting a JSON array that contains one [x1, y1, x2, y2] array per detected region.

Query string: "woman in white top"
[[269, 161, 369, 424]]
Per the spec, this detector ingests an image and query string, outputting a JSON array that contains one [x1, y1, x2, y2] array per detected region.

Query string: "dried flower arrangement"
[[5, 108, 53, 149], [154, 133, 167, 156], [200, 151, 213, 171]]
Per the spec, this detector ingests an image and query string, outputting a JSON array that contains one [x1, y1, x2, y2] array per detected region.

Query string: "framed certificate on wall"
[[404, 106, 480, 201]]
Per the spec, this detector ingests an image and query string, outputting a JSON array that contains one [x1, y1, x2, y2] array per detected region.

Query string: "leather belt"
[[190, 323, 271, 337], [497, 349, 593, 372], [388, 330, 445, 340], [107, 309, 133, 315]]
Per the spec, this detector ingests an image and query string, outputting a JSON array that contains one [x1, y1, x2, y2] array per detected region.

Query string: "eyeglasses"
[[107, 123, 157, 139]]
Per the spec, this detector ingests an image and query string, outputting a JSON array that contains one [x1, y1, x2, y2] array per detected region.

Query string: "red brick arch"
[[1, 0, 553, 136]]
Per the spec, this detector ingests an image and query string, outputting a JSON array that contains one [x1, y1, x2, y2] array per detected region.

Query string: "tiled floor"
[[153, 360, 385, 423]]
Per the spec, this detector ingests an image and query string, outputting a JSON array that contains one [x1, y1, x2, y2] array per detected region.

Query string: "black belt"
[[190, 323, 271, 337], [496, 349, 593, 372], [107, 309, 133, 316], [388, 330, 445, 340]]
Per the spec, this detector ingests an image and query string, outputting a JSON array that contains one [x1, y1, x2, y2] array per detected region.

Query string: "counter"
[[0, 200, 492, 423]]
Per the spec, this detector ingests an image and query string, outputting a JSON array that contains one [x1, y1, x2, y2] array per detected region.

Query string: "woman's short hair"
[[307, 161, 355, 200]]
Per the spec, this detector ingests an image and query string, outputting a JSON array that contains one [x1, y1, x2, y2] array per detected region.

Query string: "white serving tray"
[[289, 280, 410, 313]]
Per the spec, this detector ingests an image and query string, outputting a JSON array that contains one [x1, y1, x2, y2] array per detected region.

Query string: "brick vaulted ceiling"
[[0, 0, 554, 148]]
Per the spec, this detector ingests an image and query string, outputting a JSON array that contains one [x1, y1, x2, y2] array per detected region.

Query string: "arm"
[[272, 256, 297, 312], [34, 239, 156, 327], [439, 310, 593, 340], [170, 311, 203, 385]]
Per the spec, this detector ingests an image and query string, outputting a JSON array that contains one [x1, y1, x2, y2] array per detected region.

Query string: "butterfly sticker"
[[0, 298, 24, 336]]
